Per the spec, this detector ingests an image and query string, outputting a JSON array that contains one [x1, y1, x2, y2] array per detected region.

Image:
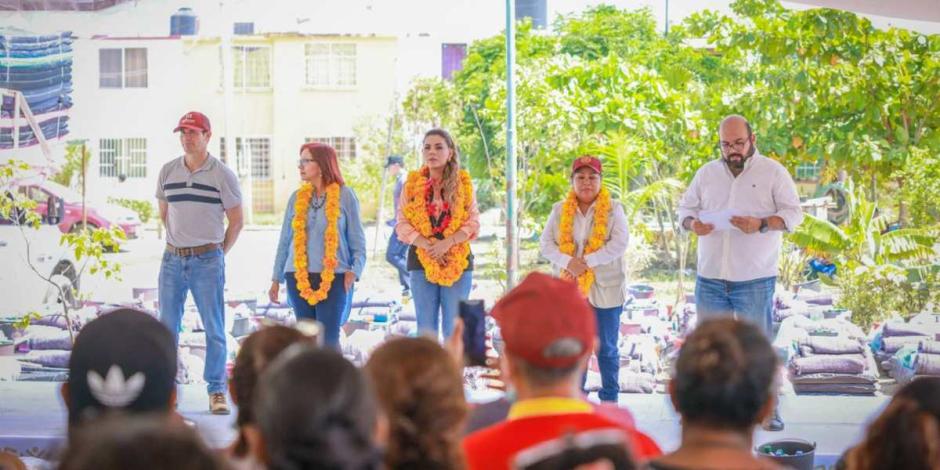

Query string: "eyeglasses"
[[719, 139, 750, 152], [298, 158, 315, 166]]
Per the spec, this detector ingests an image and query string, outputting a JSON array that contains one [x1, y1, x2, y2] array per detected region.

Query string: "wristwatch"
[[759, 218, 769, 233]]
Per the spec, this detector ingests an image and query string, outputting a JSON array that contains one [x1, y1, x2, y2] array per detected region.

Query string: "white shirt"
[[677, 153, 803, 282], [540, 198, 629, 270]]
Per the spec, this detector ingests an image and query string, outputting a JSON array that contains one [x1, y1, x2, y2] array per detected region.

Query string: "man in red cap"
[[462, 272, 660, 469], [156, 111, 243, 415], [539, 155, 630, 403]]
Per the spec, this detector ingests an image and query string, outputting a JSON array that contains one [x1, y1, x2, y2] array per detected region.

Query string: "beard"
[[724, 143, 756, 171]]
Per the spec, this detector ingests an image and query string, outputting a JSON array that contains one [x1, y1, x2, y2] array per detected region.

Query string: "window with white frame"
[[220, 137, 272, 179], [228, 45, 271, 90], [305, 137, 357, 160], [99, 48, 148, 88], [219, 136, 274, 213], [99, 138, 147, 178], [304, 43, 357, 87]]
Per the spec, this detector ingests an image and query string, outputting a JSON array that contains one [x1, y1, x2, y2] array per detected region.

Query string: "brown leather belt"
[[166, 243, 222, 257]]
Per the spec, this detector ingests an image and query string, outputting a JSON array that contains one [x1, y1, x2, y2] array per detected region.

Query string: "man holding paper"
[[677, 115, 803, 431]]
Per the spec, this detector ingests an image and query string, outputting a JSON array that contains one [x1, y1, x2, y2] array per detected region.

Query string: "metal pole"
[[505, 0, 518, 290], [664, 0, 670, 35]]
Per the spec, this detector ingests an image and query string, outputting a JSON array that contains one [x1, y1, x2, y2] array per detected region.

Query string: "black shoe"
[[763, 408, 784, 432]]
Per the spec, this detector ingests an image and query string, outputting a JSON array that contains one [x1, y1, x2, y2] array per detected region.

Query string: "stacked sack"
[[777, 315, 879, 395], [876, 314, 940, 385]]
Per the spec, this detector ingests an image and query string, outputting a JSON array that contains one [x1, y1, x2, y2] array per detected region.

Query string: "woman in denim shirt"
[[269, 142, 366, 348]]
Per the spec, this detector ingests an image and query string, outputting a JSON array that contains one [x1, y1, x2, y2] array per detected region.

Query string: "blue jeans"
[[581, 305, 622, 402], [158, 247, 227, 394], [386, 233, 410, 292], [695, 275, 775, 337], [410, 269, 472, 339], [285, 272, 350, 350]]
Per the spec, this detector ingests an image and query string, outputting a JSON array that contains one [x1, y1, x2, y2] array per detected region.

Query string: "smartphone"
[[458, 299, 488, 367]]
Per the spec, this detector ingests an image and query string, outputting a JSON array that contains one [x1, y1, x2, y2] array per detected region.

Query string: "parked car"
[[17, 179, 141, 238], [0, 211, 81, 316]]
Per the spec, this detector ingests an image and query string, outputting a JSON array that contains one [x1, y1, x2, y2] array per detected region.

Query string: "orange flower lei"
[[292, 182, 341, 305], [402, 167, 474, 286], [558, 187, 611, 295]]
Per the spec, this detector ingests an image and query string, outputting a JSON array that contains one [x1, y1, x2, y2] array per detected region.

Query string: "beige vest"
[[548, 201, 627, 309]]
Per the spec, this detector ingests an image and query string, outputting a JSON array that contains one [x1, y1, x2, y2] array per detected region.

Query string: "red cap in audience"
[[491, 272, 596, 369]]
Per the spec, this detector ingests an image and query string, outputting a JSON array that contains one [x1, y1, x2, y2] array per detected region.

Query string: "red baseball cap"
[[491, 272, 596, 369], [173, 111, 211, 133], [571, 155, 602, 175]]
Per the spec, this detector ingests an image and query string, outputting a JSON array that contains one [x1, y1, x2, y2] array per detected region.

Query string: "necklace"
[[310, 193, 326, 212]]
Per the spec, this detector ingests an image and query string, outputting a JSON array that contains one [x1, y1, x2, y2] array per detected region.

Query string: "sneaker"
[[762, 407, 784, 432], [209, 392, 230, 415]]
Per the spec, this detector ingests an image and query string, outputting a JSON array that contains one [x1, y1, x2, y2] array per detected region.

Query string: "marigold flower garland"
[[558, 187, 611, 295], [402, 167, 473, 286], [292, 182, 341, 305]]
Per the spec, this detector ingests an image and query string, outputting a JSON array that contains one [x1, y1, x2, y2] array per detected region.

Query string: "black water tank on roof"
[[170, 7, 198, 36], [516, 0, 547, 29]]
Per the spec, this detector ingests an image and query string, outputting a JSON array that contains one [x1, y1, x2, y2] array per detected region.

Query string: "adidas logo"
[[87, 365, 146, 408]]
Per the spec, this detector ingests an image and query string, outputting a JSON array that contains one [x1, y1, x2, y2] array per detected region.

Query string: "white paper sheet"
[[698, 209, 737, 232]]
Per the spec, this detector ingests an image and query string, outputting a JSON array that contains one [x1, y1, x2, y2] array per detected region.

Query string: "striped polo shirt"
[[155, 154, 242, 248]]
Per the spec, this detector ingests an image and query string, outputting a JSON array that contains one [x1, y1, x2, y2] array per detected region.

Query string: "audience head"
[[58, 414, 227, 470], [491, 272, 596, 393], [848, 376, 940, 470], [0, 452, 26, 470], [229, 325, 312, 457], [670, 318, 779, 431], [62, 308, 177, 434], [365, 336, 467, 470], [249, 345, 381, 470]]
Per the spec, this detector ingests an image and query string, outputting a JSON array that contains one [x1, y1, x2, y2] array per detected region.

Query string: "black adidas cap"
[[67, 308, 177, 426]]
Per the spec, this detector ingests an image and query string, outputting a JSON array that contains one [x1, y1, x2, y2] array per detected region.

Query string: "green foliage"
[[12, 312, 41, 331], [837, 264, 940, 329], [49, 140, 86, 188], [107, 197, 155, 224], [62, 226, 125, 279], [895, 147, 940, 226]]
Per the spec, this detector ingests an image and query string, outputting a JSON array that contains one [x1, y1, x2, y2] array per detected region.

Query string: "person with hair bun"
[[270, 142, 367, 349], [243, 345, 382, 470], [226, 325, 312, 469], [646, 318, 785, 470], [365, 336, 468, 469], [842, 377, 940, 470]]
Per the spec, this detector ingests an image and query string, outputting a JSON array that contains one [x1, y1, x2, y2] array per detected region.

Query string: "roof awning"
[[785, 0, 940, 22]]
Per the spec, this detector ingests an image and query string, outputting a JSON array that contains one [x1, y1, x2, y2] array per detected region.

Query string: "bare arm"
[[223, 205, 244, 254], [159, 200, 168, 225]]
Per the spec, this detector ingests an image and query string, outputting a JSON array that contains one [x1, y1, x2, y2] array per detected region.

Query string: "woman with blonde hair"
[[395, 128, 479, 338]]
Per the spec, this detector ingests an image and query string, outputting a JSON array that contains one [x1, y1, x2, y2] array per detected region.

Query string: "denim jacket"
[[272, 185, 367, 282]]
